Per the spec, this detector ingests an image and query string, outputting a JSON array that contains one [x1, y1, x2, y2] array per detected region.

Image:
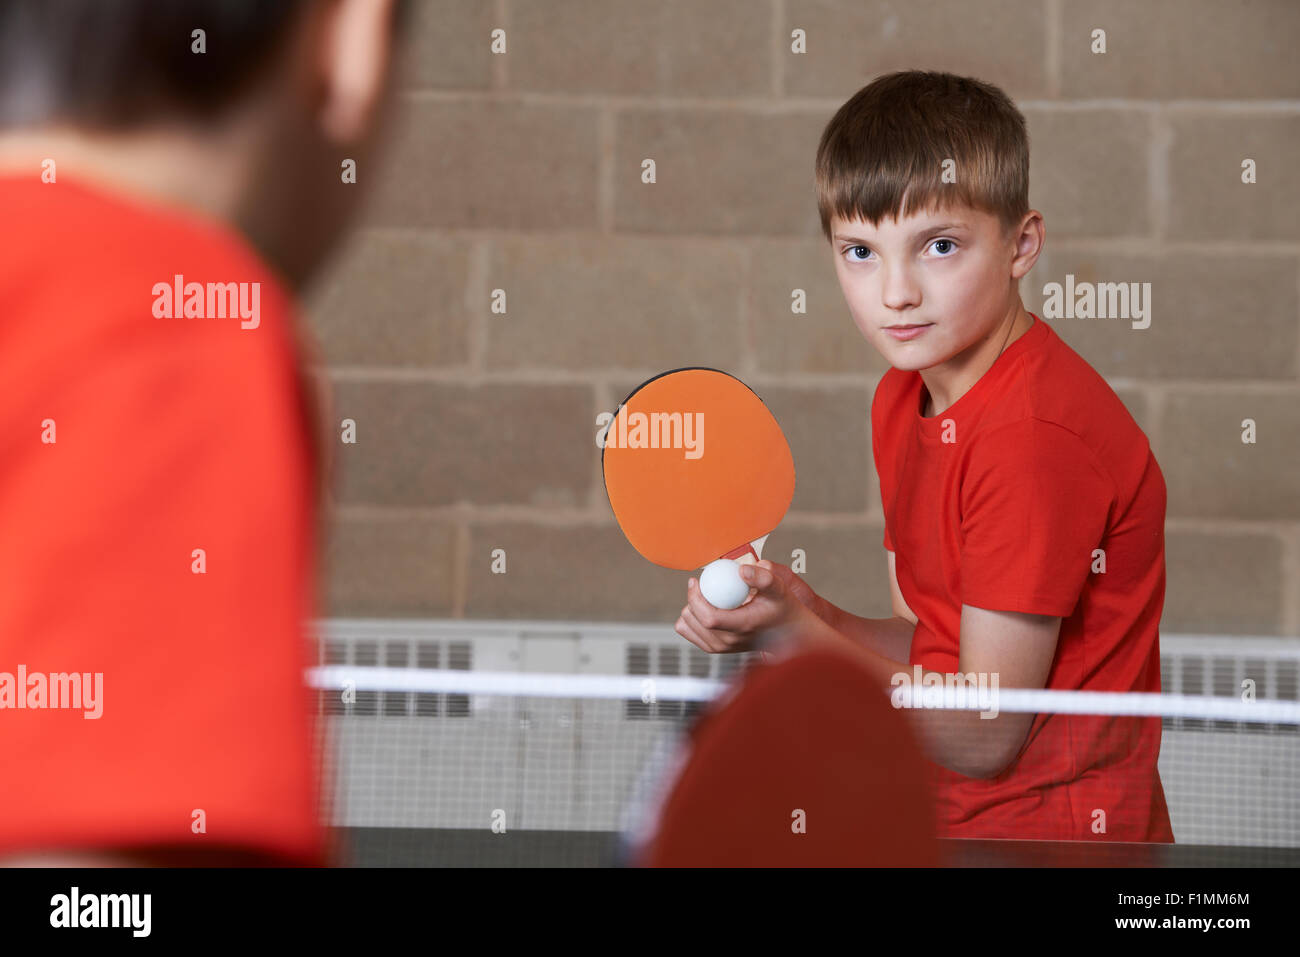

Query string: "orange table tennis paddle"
[[601, 368, 795, 609]]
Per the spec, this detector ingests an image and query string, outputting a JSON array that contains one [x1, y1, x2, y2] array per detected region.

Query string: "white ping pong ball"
[[699, 559, 750, 610]]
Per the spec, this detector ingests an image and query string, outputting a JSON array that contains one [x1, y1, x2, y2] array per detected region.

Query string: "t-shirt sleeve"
[[960, 418, 1114, 617]]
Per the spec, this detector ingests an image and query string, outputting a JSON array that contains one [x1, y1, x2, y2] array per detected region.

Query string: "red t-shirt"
[[871, 314, 1173, 842], [0, 174, 326, 864]]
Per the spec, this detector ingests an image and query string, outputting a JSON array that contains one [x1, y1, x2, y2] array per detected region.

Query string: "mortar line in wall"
[[1280, 527, 1300, 636], [466, 237, 491, 372], [1045, 0, 1062, 99], [395, 90, 1300, 114], [598, 106, 616, 234], [452, 517, 470, 617], [343, 227, 1300, 257], [772, 0, 785, 99], [491, 0, 508, 90], [1149, 108, 1172, 242], [315, 367, 1299, 391]]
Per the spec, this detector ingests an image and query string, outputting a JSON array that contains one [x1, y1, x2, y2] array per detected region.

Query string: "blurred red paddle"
[[636, 640, 938, 867]]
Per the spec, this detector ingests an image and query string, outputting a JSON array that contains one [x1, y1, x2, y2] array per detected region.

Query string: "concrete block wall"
[[304, 0, 1300, 634]]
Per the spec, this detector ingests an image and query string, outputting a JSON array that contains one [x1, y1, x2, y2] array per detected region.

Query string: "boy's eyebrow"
[[833, 223, 970, 243]]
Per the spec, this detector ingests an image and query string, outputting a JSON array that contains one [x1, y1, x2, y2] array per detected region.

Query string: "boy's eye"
[[843, 240, 956, 262]]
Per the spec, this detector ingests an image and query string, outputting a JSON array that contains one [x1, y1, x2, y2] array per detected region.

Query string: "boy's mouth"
[[883, 323, 933, 341]]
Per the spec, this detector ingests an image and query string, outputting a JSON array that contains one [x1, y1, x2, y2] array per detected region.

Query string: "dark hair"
[[815, 71, 1030, 242], [0, 0, 312, 128]]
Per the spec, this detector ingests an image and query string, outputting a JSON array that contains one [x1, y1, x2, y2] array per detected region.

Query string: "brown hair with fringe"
[[815, 71, 1030, 243]]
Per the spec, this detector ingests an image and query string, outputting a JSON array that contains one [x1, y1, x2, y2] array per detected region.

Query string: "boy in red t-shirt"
[[0, 0, 407, 865], [673, 71, 1173, 843]]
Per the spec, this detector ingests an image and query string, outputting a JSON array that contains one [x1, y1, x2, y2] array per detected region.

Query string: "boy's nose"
[[880, 267, 921, 310]]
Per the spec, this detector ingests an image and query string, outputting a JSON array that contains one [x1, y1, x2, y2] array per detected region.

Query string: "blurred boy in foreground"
[[0, 0, 403, 865]]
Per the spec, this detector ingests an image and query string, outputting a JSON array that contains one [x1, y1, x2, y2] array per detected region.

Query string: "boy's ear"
[[315, 0, 400, 144], [1009, 210, 1045, 279]]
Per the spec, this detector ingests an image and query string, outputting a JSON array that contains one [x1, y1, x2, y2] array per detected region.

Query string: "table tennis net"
[[308, 629, 1300, 866]]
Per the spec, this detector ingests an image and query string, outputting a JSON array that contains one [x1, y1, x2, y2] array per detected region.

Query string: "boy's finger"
[[685, 579, 717, 622], [684, 576, 710, 615], [675, 613, 713, 654], [680, 606, 722, 653], [739, 562, 775, 591], [688, 577, 746, 625]]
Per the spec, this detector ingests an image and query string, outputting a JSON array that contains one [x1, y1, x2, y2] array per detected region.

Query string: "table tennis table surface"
[[338, 828, 1300, 867]]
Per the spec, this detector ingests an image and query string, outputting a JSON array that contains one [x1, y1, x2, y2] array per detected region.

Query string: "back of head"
[[815, 70, 1030, 242], [0, 1, 309, 130], [0, 0, 409, 288]]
